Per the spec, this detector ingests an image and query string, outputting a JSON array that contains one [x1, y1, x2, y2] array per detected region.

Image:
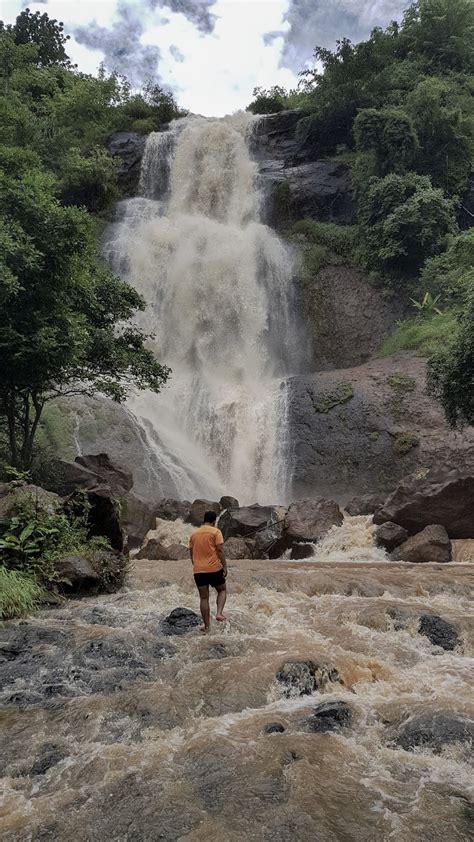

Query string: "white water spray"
[[105, 115, 302, 503]]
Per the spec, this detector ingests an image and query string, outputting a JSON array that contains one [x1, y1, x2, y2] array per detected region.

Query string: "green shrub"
[[290, 220, 357, 258], [380, 311, 457, 356], [0, 566, 42, 620], [393, 432, 419, 454]]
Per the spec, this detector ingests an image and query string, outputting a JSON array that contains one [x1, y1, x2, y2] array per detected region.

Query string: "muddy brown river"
[[1, 519, 473, 841]]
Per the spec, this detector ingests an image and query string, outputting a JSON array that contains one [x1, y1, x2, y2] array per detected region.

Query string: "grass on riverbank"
[[380, 312, 457, 357], [0, 566, 43, 620]]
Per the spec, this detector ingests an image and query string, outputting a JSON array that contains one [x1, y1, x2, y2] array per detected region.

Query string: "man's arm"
[[216, 544, 227, 576]]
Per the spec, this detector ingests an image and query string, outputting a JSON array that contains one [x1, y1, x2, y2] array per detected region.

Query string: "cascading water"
[[104, 114, 303, 504]]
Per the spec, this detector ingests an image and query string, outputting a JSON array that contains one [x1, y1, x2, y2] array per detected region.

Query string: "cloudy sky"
[[2, 1, 408, 116]]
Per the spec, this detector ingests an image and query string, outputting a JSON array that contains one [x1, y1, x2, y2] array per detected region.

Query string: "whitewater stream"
[[1, 519, 473, 840], [104, 113, 304, 505]]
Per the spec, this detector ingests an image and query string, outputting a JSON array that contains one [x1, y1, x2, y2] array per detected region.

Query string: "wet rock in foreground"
[[306, 700, 353, 733], [392, 714, 474, 753], [161, 607, 201, 635], [276, 660, 341, 698], [418, 614, 459, 651], [264, 722, 285, 734]]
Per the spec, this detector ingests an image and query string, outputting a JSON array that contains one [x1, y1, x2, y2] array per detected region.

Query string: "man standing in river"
[[189, 511, 228, 633]]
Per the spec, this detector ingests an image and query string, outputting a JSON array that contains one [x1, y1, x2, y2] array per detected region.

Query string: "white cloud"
[[1, 0, 407, 116]]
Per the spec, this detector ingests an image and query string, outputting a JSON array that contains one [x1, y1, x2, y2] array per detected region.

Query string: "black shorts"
[[194, 570, 226, 589]]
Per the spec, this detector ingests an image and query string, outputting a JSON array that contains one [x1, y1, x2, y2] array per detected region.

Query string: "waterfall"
[[104, 113, 302, 504]]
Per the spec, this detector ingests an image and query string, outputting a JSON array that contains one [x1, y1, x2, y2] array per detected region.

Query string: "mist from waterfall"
[[104, 113, 303, 504]]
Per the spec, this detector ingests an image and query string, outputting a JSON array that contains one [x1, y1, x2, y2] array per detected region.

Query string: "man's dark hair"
[[203, 510, 217, 524]]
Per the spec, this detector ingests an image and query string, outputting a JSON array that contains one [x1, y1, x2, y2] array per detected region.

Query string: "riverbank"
[[1, 556, 473, 840]]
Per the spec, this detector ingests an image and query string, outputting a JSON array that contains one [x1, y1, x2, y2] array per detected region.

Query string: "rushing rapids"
[[104, 114, 304, 505], [1, 518, 473, 840]]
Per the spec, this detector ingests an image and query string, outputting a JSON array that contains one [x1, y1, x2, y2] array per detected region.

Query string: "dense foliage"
[[248, 0, 473, 426], [0, 10, 174, 471]]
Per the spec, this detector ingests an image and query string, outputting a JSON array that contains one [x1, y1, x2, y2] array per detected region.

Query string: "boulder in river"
[[121, 492, 155, 549], [374, 465, 474, 538], [375, 521, 408, 553], [163, 543, 188, 560], [306, 701, 353, 733], [284, 497, 343, 544], [136, 538, 168, 560], [264, 722, 285, 734], [154, 499, 191, 522], [54, 556, 100, 590], [219, 505, 281, 540], [223, 537, 248, 559], [395, 525, 451, 563], [418, 614, 459, 651], [189, 499, 221, 526], [220, 495, 239, 509], [392, 714, 474, 753], [161, 607, 201, 635], [276, 660, 341, 698]]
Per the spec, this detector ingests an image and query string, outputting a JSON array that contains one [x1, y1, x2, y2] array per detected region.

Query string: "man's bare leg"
[[216, 583, 227, 621], [197, 585, 210, 632]]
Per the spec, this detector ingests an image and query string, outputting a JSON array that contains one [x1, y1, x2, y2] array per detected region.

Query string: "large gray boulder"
[[155, 499, 191, 522], [66, 487, 124, 553], [136, 537, 168, 560], [375, 522, 408, 553], [284, 497, 343, 543], [121, 493, 155, 549], [106, 132, 146, 194], [391, 714, 474, 753], [395, 525, 451, 564], [223, 537, 248, 559], [54, 556, 100, 590], [218, 505, 281, 540], [418, 614, 459, 651], [188, 499, 221, 527], [374, 466, 474, 538], [164, 543, 188, 560], [0, 484, 61, 521]]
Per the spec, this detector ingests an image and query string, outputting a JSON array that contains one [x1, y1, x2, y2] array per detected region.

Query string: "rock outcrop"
[[136, 538, 168, 560], [289, 352, 474, 503], [305, 701, 353, 733], [0, 484, 61, 520], [284, 497, 343, 543], [276, 660, 340, 698], [219, 505, 280, 540], [374, 465, 474, 538], [223, 537, 248, 559], [394, 525, 452, 563], [161, 607, 201, 636], [391, 714, 474, 752], [107, 132, 146, 194]]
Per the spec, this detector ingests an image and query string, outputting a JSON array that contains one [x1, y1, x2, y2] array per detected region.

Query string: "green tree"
[[59, 146, 119, 214], [0, 160, 170, 470], [358, 172, 456, 274], [4, 8, 73, 68], [354, 107, 419, 175], [247, 86, 288, 115], [401, 0, 474, 73]]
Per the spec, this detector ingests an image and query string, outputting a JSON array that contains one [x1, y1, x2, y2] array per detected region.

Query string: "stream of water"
[[104, 114, 303, 505], [1, 518, 473, 840]]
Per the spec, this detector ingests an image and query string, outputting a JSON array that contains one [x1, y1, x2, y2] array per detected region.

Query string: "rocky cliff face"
[[289, 352, 474, 502]]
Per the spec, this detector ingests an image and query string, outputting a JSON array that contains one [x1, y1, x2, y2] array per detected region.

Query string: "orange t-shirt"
[[189, 525, 224, 573]]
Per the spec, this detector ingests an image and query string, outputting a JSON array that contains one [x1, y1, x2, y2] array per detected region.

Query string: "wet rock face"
[[375, 522, 408, 553], [161, 607, 201, 636], [289, 353, 474, 502], [284, 497, 343, 543], [392, 714, 474, 753], [107, 131, 146, 194], [276, 660, 340, 698], [395, 524, 452, 563], [418, 614, 459, 651], [305, 701, 353, 733], [374, 465, 474, 539], [290, 543, 315, 560]]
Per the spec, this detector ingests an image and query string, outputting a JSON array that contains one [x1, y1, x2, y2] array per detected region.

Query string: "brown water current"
[[1, 541, 473, 840]]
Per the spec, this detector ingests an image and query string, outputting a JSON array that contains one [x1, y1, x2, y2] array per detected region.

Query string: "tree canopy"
[[0, 10, 174, 470]]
